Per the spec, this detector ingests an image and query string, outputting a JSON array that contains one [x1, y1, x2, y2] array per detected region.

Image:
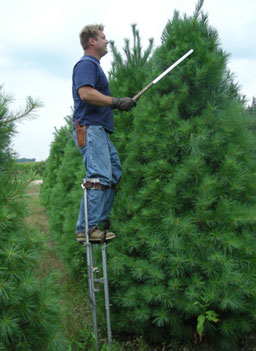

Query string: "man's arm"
[[78, 86, 112, 106], [78, 85, 136, 112]]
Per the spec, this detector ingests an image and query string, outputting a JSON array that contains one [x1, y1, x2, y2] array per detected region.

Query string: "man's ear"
[[88, 37, 96, 47]]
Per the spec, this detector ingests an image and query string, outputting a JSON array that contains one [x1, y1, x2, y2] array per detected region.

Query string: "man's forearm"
[[78, 86, 112, 106], [78, 85, 136, 112]]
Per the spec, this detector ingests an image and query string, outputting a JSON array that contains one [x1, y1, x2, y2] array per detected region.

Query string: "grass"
[[24, 182, 48, 231]]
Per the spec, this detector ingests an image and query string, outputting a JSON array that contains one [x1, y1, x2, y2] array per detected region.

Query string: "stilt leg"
[[83, 179, 99, 350], [102, 243, 112, 347]]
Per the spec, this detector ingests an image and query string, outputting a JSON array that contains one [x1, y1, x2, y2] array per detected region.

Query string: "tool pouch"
[[74, 120, 86, 148]]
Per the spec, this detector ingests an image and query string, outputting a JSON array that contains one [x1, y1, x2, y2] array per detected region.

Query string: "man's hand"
[[111, 97, 136, 112]]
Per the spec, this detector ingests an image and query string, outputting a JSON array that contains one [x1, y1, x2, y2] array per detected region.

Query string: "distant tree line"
[[247, 96, 256, 117], [16, 157, 36, 162]]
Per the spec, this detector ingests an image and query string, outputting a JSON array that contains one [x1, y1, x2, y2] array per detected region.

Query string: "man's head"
[[79, 24, 108, 59]]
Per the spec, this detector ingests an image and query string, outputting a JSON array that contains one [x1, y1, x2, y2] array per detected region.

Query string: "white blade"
[[153, 49, 194, 85]]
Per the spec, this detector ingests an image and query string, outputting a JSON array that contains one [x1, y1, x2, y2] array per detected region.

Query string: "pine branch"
[[7, 96, 44, 123]]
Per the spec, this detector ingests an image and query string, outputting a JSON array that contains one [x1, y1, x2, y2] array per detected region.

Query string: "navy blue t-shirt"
[[72, 55, 114, 133]]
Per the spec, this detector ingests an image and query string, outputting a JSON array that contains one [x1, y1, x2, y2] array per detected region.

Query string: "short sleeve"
[[73, 60, 98, 91]]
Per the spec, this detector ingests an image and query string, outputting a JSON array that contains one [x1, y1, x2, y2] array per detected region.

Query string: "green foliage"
[[40, 115, 86, 278], [106, 2, 256, 349], [15, 161, 46, 178], [40, 117, 74, 208], [0, 87, 66, 350], [109, 24, 154, 162], [195, 300, 220, 342], [67, 325, 97, 351], [197, 310, 219, 339]]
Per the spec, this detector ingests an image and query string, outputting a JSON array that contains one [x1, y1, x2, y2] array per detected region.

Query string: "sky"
[[1, 0, 256, 161]]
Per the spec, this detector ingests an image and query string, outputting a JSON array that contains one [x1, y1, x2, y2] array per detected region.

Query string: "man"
[[72, 24, 136, 243]]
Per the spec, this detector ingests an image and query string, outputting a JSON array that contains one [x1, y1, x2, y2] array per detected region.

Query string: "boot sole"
[[90, 233, 116, 242]]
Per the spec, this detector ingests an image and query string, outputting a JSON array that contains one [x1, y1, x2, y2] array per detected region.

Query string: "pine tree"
[[40, 11, 256, 349], [107, 2, 256, 349], [40, 116, 87, 277], [40, 116, 73, 209], [109, 24, 154, 162], [0, 87, 66, 350]]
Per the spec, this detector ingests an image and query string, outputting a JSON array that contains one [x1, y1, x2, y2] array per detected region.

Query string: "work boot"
[[76, 226, 116, 244], [88, 226, 116, 243]]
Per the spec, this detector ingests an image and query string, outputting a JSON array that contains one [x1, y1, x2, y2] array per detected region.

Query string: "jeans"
[[73, 125, 122, 233]]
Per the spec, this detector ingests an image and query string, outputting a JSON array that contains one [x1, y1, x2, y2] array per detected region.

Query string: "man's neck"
[[84, 50, 100, 61]]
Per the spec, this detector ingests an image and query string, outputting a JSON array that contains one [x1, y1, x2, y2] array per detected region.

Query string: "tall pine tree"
[[40, 10, 256, 349], [107, 2, 256, 349], [0, 87, 66, 350]]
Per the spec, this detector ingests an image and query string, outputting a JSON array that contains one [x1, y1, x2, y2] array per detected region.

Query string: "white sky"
[[0, 0, 256, 161]]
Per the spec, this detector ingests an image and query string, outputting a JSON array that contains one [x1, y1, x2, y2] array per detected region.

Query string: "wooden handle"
[[132, 82, 153, 101]]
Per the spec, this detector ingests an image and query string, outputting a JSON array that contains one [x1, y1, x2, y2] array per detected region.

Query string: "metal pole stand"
[[81, 178, 112, 351]]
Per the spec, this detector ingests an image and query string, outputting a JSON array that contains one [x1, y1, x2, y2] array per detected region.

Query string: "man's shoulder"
[[75, 56, 100, 68]]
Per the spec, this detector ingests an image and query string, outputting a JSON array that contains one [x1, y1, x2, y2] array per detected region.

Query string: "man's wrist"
[[111, 97, 118, 108]]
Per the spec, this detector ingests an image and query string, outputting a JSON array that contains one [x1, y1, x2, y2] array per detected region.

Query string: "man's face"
[[94, 30, 108, 58]]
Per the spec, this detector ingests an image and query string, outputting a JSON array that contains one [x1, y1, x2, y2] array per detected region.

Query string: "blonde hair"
[[79, 24, 104, 50]]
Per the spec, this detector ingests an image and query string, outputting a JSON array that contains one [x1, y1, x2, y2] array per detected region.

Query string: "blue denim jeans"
[[73, 125, 122, 233]]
